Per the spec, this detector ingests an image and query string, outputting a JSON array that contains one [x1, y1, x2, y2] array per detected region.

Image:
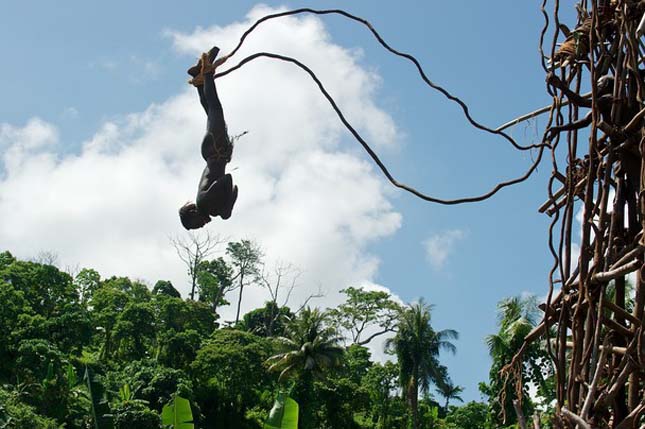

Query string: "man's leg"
[[196, 87, 209, 115], [220, 183, 238, 220], [188, 47, 221, 115], [203, 69, 226, 136]]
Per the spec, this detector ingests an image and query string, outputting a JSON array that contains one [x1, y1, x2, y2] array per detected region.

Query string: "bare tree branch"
[[170, 231, 225, 300]]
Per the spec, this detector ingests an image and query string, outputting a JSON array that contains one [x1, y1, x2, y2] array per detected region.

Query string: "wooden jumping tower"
[[520, 1, 645, 427]]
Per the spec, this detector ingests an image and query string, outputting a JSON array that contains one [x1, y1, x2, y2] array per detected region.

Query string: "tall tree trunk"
[[235, 273, 245, 324], [235, 285, 244, 324], [297, 371, 314, 429], [408, 372, 419, 429], [190, 265, 197, 300]]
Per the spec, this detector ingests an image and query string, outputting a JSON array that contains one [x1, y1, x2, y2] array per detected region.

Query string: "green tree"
[[0, 280, 32, 380], [0, 259, 76, 317], [266, 307, 344, 429], [0, 386, 59, 429], [227, 240, 263, 324], [240, 301, 293, 337], [363, 361, 400, 428], [91, 285, 132, 359], [14, 339, 70, 421], [105, 360, 193, 413], [196, 257, 234, 315], [152, 280, 181, 299], [113, 402, 160, 429], [191, 329, 271, 428], [158, 329, 202, 369], [435, 378, 464, 410], [443, 401, 488, 429], [0, 250, 16, 269], [315, 345, 372, 429], [386, 301, 458, 429], [74, 268, 101, 306], [113, 302, 156, 360], [330, 286, 402, 346], [153, 295, 215, 337], [481, 295, 550, 426]]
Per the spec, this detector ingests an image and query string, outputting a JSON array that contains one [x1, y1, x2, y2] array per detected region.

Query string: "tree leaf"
[[84, 366, 114, 429], [66, 362, 77, 390], [161, 396, 194, 429], [264, 393, 299, 429]]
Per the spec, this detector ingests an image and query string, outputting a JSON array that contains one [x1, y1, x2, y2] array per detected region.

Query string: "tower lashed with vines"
[[508, 1, 645, 427]]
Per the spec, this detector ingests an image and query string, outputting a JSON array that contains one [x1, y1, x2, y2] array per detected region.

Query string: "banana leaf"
[[84, 366, 113, 429], [264, 392, 299, 429], [161, 396, 194, 429]]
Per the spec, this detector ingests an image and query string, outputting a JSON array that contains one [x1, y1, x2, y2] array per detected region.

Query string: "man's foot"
[[220, 185, 238, 220], [201, 52, 217, 75], [188, 74, 205, 87], [187, 46, 220, 77]]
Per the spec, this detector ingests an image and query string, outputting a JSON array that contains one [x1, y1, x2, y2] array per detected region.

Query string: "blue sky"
[[0, 1, 578, 401]]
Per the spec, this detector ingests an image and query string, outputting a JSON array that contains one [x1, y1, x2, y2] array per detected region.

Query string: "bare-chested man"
[[179, 47, 238, 230]]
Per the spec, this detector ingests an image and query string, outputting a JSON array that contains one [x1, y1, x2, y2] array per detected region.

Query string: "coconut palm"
[[266, 307, 345, 381], [484, 295, 544, 426], [386, 300, 458, 429], [486, 295, 539, 358], [435, 377, 464, 410], [266, 307, 344, 428]]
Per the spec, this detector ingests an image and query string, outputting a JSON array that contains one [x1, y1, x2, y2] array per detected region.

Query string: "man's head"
[[179, 202, 211, 230]]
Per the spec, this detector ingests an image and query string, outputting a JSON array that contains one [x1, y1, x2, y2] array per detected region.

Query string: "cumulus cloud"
[[0, 6, 402, 331], [423, 229, 466, 270]]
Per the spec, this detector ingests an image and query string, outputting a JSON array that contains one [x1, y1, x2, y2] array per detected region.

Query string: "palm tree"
[[484, 295, 543, 426], [266, 307, 345, 428], [435, 377, 464, 410], [386, 300, 458, 429]]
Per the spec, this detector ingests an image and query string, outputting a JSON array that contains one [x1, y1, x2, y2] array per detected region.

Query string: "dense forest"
[[0, 241, 554, 428]]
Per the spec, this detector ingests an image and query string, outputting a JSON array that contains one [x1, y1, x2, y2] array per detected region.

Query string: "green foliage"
[[0, 280, 31, 379], [157, 330, 202, 369], [363, 361, 400, 428], [0, 259, 76, 317], [112, 302, 156, 359], [240, 301, 293, 337], [330, 287, 402, 346], [0, 258, 91, 359], [161, 396, 193, 429], [482, 295, 552, 426], [1, 250, 487, 429], [84, 366, 114, 429], [266, 307, 344, 383], [113, 402, 160, 429], [264, 392, 298, 429], [435, 378, 464, 410], [75, 268, 101, 306], [153, 295, 216, 336], [196, 257, 233, 313], [443, 401, 488, 429], [192, 329, 272, 427], [386, 300, 458, 429], [0, 251, 16, 269], [266, 308, 345, 429], [0, 386, 59, 429], [104, 360, 193, 412], [153, 280, 181, 299], [226, 240, 263, 324]]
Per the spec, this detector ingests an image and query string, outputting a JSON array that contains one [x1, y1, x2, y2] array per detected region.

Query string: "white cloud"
[[423, 229, 466, 270], [0, 6, 402, 347]]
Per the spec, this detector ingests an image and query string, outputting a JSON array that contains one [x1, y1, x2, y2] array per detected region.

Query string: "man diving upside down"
[[179, 47, 239, 230]]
